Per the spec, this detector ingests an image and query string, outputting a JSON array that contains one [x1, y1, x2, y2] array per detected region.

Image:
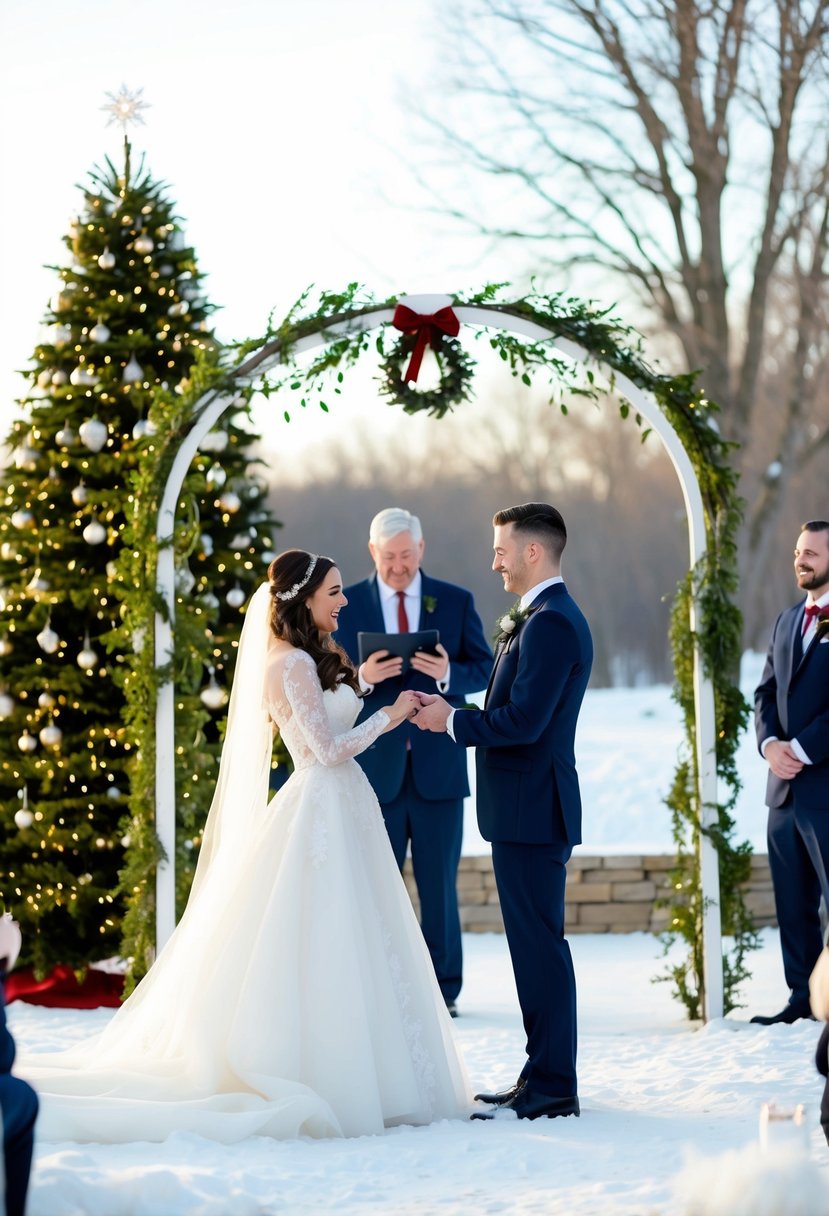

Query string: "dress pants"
[[381, 754, 463, 1003], [1, 1074, 38, 1216], [768, 801, 829, 1008], [492, 838, 577, 1097]]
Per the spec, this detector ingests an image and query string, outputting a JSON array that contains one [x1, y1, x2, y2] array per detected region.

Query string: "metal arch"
[[153, 299, 722, 1019]]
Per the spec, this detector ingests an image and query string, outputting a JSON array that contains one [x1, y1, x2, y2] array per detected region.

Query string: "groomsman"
[[752, 519, 829, 1025], [336, 508, 491, 1016], [1, 916, 39, 1216], [414, 503, 592, 1119]]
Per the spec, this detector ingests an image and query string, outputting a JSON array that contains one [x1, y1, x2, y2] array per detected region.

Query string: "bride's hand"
[[382, 690, 420, 729]]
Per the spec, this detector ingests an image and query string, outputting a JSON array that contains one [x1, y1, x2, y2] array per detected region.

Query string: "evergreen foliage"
[[0, 138, 279, 976]]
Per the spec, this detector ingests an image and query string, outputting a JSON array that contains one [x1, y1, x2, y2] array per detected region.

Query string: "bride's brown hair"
[[268, 550, 360, 693]]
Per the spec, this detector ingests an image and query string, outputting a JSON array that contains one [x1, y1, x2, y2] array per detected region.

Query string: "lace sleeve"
[[281, 651, 390, 766]]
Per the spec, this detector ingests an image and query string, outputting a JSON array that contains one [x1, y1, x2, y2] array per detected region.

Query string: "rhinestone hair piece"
[[273, 555, 319, 601]]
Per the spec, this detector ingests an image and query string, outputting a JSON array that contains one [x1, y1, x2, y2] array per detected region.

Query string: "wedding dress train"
[[21, 598, 471, 1143]]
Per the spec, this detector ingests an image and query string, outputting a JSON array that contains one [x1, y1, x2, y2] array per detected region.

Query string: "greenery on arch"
[[121, 281, 752, 1015]]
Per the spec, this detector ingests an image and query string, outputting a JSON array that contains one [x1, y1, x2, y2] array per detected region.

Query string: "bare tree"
[[415, 0, 829, 638]]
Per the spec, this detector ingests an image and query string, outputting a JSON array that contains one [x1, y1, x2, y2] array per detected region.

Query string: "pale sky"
[[0, 0, 505, 451]]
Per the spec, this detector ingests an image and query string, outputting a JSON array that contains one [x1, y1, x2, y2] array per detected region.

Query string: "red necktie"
[[803, 602, 823, 634], [396, 590, 409, 633]]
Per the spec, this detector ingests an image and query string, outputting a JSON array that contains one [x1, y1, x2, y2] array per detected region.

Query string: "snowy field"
[[13, 648, 829, 1216], [13, 930, 829, 1216]]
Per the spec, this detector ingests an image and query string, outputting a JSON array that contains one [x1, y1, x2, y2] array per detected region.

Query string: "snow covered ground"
[[13, 649, 829, 1216], [13, 930, 829, 1216]]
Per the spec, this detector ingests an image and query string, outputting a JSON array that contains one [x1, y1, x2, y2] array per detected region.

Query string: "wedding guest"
[[752, 520, 829, 1025], [335, 508, 491, 1016], [414, 503, 592, 1120], [0, 915, 38, 1216]]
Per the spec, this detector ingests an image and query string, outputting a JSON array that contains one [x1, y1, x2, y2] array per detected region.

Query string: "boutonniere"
[[422, 595, 438, 615], [493, 602, 533, 644], [816, 614, 829, 640]]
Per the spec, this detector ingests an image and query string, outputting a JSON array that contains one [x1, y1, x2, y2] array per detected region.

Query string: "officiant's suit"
[[336, 572, 491, 1003], [755, 598, 829, 1014], [452, 581, 592, 1099]]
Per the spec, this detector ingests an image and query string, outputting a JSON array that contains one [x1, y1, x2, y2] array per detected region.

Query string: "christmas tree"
[[0, 90, 280, 975]]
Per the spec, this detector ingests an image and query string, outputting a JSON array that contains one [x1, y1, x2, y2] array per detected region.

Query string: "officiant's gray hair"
[[369, 507, 423, 545]]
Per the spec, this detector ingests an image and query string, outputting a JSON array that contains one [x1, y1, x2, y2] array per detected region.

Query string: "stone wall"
[[402, 852, 777, 934]]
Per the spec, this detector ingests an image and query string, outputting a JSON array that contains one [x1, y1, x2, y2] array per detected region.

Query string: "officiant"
[[336, 508, 491, 1015]]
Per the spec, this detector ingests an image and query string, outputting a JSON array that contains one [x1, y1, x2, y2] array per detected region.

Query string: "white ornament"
[[71, 481, 88, 506], [14, 444, 39, 471], [200, 590, 220, 611], [14, 809, 34, 830], [0, 692, 15, 718], [199, 533, 214, 557], [133, 233, 154, 254], [122, 355, 144, 384], [79, 417, 108, 452], [98, 247, 116, 270], [83, 520, 107, 545], [77, 636, 99, 670], [231, 532, 251, 550], [11, 509, 34, 530], [175, 563, 196, 594], [205, 462, 227, 489], [36, 369, 53, 389], [200, 671, 228, 710], [89, 320, 111, 344], [52, 323, 73, 347], [108, 787, 123, 801], [70, 364, 96, 387], [0, 638, 12, 658], [51, 370, 69, 387], [218, 491, 241, 514], [225, 584, 246, 609], [18, 731, 37, 753], [36, 620, 60, 654], [167, 300, 189, 318], [56, 421, 77, 446], [39, 721, 63, 748], [38, 691, 56, 710], [132, 417, 156, 439]]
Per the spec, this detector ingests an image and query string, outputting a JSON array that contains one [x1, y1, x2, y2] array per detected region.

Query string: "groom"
[[413, 503, 593, 1120]]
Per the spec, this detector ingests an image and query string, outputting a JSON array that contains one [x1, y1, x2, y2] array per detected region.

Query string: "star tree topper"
[[101, 85, 150, 131]]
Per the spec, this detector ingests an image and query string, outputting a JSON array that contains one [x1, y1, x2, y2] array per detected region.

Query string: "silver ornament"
[[122, 355, 144, 384], [36, 620, 60, 654], [200, 671, 228, 710], [77, 636, 99, 670], [218, 491, 241, 514], [82, 520, 107, 545], [51, 370, 69, 386], [0, 692, 15, 718], [205, 462, 227, 489], [98, 247, 116, 270], [133, 234, 154, 254], [78, 417, 108, 452], [132, 417, 156, 439], [38, 691, 56, 710], [11, 509, 34, 530], [71, 481, 88, 506], [39, 721, 63, 748], [18, 730, 37, 753], [0, 638, 12, 658], [225, 585, 246, 609], [52, 323, 73, 346], [14, 808, 34, 830], [89, 320, 111, 344], [56, 421, 77, 446]]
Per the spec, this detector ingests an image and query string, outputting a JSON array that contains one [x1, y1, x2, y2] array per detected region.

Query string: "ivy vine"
[[126, 282, 751, 1016]]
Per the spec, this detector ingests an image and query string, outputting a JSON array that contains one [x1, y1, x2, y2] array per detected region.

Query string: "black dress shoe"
[[472, 1086, 579, 1121], [445, 1000, 458, 1018], [474, 1076, 527, 1106], [750, 1006, 815, 1025]]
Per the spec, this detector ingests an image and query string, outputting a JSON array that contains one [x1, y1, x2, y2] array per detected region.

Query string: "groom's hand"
[[412, 693, 451, 733]]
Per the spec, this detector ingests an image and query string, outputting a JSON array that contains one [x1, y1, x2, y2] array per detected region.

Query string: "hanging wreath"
[[378, 330, 476, 418]]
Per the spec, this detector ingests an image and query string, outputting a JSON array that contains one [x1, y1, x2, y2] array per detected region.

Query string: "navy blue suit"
[[452, 582, 592, 1098], [1, 977, 38, 1216], [755, 601, 829, 1011], [336, 573, 491, 1001]]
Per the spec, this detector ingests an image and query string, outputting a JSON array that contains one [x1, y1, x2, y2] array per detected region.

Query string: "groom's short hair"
[[494, 503, 567, 560]]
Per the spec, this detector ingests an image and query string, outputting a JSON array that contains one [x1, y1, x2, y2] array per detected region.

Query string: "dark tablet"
[[357, 630, 440, 673]]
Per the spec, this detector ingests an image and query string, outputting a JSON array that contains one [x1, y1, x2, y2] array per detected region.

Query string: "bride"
[[22, 550, 471, 1142]]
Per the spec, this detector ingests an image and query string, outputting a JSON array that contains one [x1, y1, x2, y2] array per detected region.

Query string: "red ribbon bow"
[[392, 303, 460, 384]]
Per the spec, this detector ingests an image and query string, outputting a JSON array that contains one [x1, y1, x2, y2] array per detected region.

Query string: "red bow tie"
[[803, 602, 828, 632]]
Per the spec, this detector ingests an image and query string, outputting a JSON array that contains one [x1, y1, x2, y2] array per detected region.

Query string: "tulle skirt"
[[21, 758, 471, 1142]]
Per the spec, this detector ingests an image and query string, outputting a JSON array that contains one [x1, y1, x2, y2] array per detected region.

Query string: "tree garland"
[[131, 282, 751, 1016]]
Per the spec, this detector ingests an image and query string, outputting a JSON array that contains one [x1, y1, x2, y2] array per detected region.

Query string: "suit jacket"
[[452, 582, 593, 845], [755, 601, 829, 809], [336, 572, 492, 804]]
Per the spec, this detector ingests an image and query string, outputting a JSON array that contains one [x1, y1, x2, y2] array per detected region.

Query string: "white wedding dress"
[[22, 602, 471, 1143]]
